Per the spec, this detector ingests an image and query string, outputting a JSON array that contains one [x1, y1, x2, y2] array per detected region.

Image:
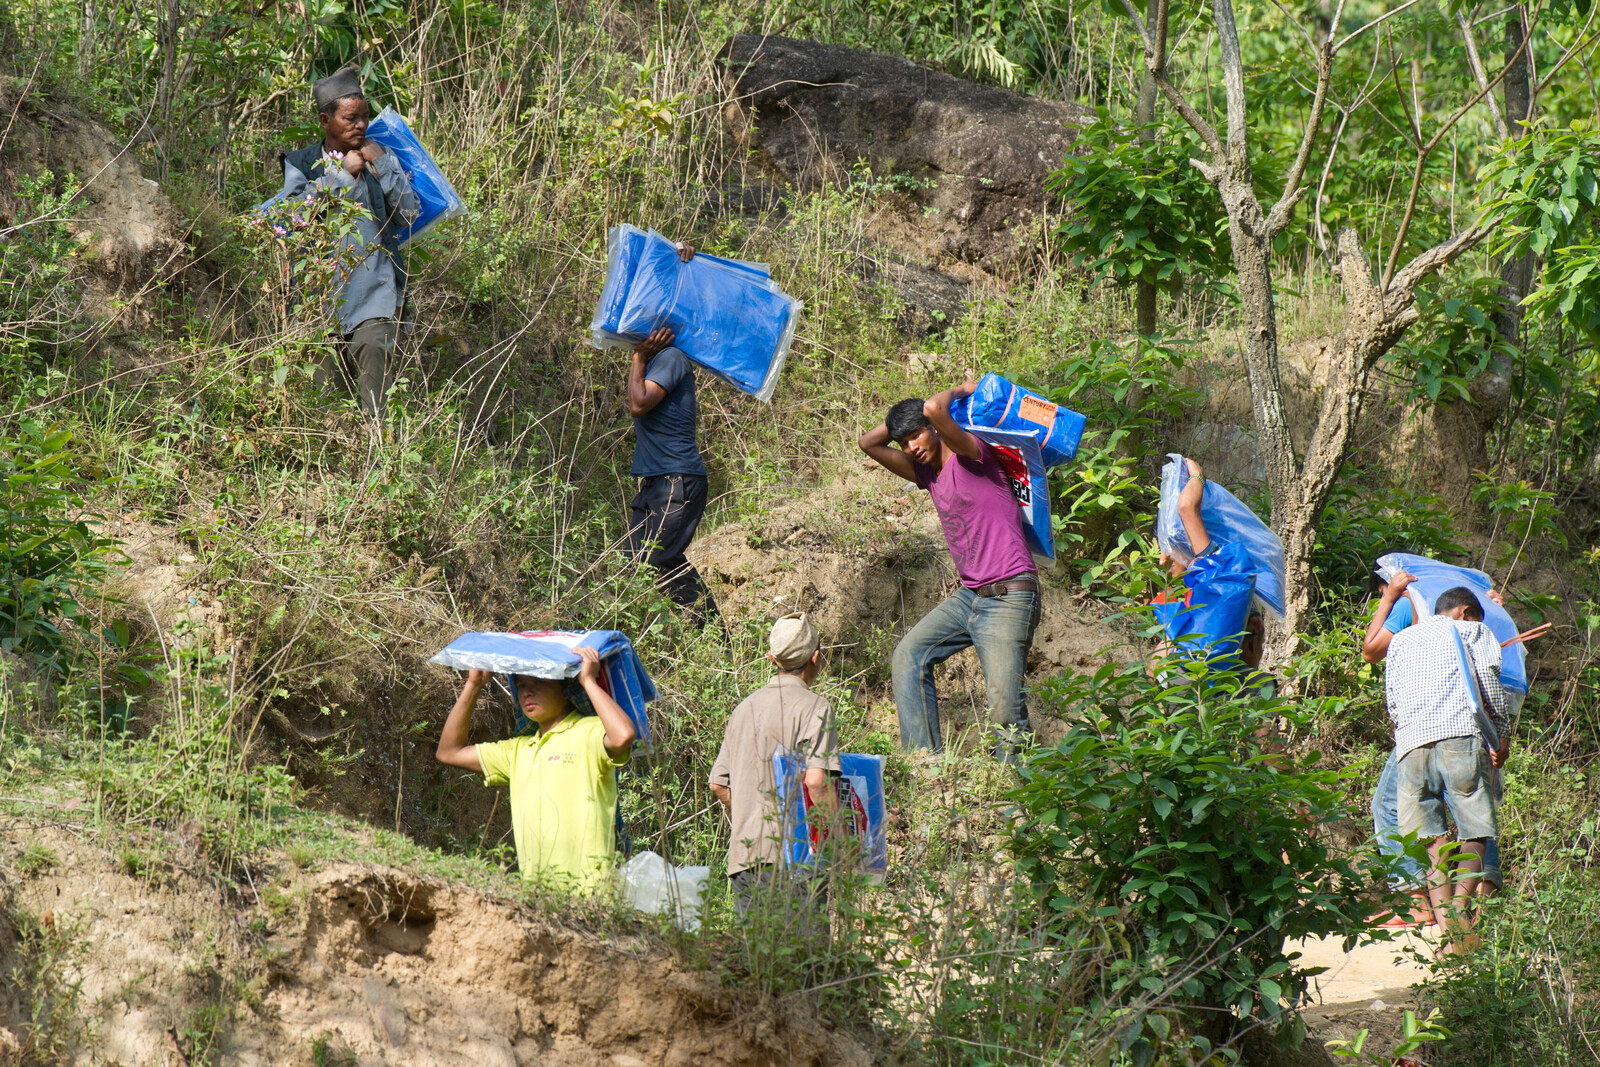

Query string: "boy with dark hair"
[[1385, 585, 1509, 952], [435, 647, 637, 892], [858, 381, 1042, 760], [1365, 570, 1507, 914]]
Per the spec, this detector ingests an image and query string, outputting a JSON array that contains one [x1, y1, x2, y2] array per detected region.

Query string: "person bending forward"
[[858, 381, 1042, 760]]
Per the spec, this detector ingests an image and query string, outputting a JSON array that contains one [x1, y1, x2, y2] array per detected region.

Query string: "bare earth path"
[[1293, 931, 1436, 1054]]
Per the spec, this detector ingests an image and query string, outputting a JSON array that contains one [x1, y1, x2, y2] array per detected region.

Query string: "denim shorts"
[[1398, 737, 1498, 841]]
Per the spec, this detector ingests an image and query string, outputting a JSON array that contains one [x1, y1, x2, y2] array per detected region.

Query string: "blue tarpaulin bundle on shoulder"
[[1152, 541, 1258, 661], [772, 750, 888, 877], [949, 372, 1087, 468], [363, 106, 466, 246], [430, 630, 656, 741], [590, 224, 801, 403], [1374, 552, 1529, 697], [1156, 454, 1287, 620]]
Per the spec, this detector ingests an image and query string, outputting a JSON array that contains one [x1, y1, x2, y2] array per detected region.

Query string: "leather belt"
[[975, 574, 1039, 598]]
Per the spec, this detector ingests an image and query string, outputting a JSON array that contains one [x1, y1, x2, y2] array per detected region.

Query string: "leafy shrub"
[[1050, 116, 1234, 306], [1011, 652, 1389, 1052], [0, 424, 120, 666]]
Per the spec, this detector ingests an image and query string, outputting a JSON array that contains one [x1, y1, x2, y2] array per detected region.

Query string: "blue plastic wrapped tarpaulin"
[[772, 750, 888, 877], [1152, 541, 1258, 661], [1156, 454, 1286, 620], [363, 106, 466, 246], [1374, 552, 1529, 697], [590, 224, 800, 402], [960, 425, 1054, 559], [430, 630, 656, 741], [949, 372, 1087, 468]]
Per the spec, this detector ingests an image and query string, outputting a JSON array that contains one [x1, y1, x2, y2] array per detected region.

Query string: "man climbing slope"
[[435, 647, 636, 891], [858, 380, 1042, 761], [624, 241, 718, 626], [267, 65, 419, 418]]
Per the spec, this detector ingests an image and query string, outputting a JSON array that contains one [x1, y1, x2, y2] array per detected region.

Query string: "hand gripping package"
[[362, 106, 467, 246], [771, 750, 888, 878], [1373, 552, 1530, 706], [949, 373, 1088, 561], [590, 224, 801, 402], [1155, 453, 1287, 620], [430, 630, 657, 741]]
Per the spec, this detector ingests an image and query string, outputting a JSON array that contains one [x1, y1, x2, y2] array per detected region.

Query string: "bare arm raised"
[[922, 380, 983, 462], [436, 669, 491, 772]]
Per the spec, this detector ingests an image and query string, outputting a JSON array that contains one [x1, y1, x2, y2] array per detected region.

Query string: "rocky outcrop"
[[718, 34, 1092, 270]]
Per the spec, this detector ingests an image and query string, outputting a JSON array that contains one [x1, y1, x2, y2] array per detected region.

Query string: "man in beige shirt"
[[709, 613, 840, 914]]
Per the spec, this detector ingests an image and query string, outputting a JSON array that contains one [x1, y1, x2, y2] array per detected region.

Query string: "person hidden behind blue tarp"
[[429, 630, 656, 741], [1156, 453, 1286, 620], [1152, 542, 1259, 665], [773, 750, 888, 878], [362, 106, 466, 246], [589, 224, 802, 403]]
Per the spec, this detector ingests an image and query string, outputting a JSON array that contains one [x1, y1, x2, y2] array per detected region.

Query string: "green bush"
[[0, 424, 120, 667], [1010, 652, 1390, 1052]]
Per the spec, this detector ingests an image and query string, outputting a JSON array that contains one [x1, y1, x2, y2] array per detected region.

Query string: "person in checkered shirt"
[[1384, 585, 1510, 953]]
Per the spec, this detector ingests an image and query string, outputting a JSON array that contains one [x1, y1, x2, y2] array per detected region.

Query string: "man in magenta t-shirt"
[[858, 379, 1042, 760]]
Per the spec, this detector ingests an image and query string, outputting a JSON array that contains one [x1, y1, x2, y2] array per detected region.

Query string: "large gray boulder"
[[718, 34, 1092, 269]]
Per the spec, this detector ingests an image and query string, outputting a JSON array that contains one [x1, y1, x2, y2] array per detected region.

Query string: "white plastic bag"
[[619, 850, 710, 933]]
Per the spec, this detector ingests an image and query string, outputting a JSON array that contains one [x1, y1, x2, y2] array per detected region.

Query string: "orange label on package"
[[1017, 395, 1057, 427]]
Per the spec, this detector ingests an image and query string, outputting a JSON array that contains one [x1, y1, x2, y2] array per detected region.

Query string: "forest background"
[[2, 0, 1600, 1062]]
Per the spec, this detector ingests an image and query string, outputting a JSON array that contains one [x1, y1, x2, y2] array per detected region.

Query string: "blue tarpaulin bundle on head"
[[1152, 541, 1259, 662], [590, 224, 801, 402], [950, 372, 1087, 468], [363, 106, 466, 246], [429, 630, 657, 741], [1156, 453, 1287, 620], [1374, 552, 1529, 700]]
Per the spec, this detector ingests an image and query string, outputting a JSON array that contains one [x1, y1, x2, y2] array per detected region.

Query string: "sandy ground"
[[1294, 929, 1436, 1055]]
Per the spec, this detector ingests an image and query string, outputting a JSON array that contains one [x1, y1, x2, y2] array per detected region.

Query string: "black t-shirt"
[[631, 347, 706, 478]]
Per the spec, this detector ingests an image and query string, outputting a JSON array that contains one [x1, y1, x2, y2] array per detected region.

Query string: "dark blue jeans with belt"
[[891, 582, 1042, 755]]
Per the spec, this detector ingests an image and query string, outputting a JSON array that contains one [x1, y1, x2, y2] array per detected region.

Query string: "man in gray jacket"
[[267, 66, 419, 418]]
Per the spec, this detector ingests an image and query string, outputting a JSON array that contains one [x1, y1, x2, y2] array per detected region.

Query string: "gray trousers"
[[316, 317, 396, 417]]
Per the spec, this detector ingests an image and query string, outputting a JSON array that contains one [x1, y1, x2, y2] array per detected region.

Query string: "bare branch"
[[1115, 0, 1156, 52], [1458, 10, 1510, 139], [1213, 0, 1251, 154], [1391, 219, 1499, 293], [1157, 71, 1224, 156], [1337, 0, 1426, 53], [1533, 7, 1600, 96], [1266, 35, 1336, 236], [1381, 13, 1537, 289]]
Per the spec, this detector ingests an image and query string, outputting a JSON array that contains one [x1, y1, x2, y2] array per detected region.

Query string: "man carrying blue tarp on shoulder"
[[1153, 458, 1267, 680], [623, 242, 719, 628], [858, 379, 1042, 762], [435, 647, 636, 891], [267, 65, 419, 418]]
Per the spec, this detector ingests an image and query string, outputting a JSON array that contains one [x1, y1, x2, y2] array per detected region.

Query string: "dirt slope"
[[0, 825, 870, 1066]]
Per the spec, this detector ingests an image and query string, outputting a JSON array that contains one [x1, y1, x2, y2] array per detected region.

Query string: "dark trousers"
[[627, 473, 717, 623], [731, 864, 827, 940], [316, 317, 396, 418]]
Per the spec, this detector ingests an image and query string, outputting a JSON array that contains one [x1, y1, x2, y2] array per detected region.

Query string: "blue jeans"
[[891, 585, 1041, 754], [1374, 748, 1501, 889]]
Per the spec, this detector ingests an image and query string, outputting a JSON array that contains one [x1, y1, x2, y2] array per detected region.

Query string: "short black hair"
[[1435, 586, 1484, 621], [886, 398, 930, 442]]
